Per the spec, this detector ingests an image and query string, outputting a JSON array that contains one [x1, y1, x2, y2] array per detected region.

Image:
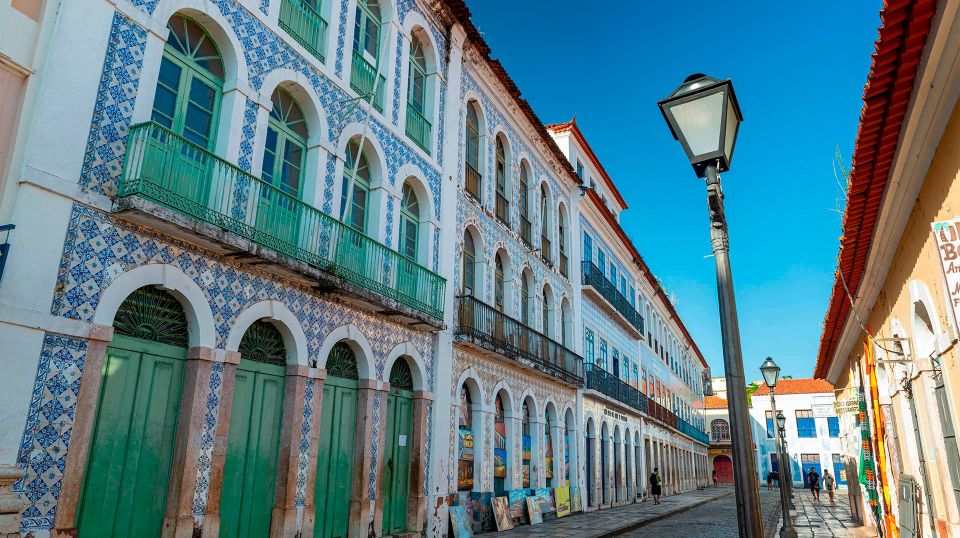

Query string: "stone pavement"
[[621, 487, 782, 537], [488, 487, 735, 537], [782, 488, 878, 537]]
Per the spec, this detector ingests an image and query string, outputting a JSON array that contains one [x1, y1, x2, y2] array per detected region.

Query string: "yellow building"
[[815, 0, 960, 536]]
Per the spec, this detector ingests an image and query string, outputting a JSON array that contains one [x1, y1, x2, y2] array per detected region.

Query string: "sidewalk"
[[489, 488, 733, 538], [779, 488, 878, 537]]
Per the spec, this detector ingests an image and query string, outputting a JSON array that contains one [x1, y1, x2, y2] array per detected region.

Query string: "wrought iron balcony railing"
[[279, 0, 328, 61], [404, 102, 431, 154], [581, 261, 644, 334], [465, 164, 481, 201], [645, 395, 678, 429], [455, 295, 583, 387], [585, 364, 647, 415], [118, 122, 445, 320], [350, 50, 386, 112], [678, 418, 710, 445]]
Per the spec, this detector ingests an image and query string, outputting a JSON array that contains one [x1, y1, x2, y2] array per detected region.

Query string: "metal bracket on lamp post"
[[704, 164, 763, 537]]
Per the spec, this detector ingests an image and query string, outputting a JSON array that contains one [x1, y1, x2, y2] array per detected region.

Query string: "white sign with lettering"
[[933, 218, 960, 336]]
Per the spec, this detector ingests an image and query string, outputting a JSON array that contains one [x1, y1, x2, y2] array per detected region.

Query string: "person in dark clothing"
[[650, 467, 662, 504], [807, 467, 821, 501]]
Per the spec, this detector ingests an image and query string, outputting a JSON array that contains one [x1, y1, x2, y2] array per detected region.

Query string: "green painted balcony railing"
[[405, 102, 432, 154], [118, 122, 445, 319], [350, 51, 385, 112], [279, 0, 329, 62]]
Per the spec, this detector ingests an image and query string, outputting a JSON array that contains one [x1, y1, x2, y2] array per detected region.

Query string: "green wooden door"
[[219, 360, 286, 538], [315, 343, 360, 538], [381, 388, 413, 535], [314, 376, 357, 538], [76, 334, 186, 537]]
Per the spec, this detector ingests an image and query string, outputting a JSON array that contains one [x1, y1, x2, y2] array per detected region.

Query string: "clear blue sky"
[[467, 1, 882, 379]]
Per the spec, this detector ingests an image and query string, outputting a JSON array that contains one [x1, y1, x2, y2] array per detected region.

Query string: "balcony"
[[645, 396, 678, 429], [404, 102, 431, 154], [115, 122, 445, 327], [678, 418, 710, 445], [279, 0, 328, 62], [455, 295, 583, 387], [350, 50, 386, 112], [581, 261, 644, 337], [585, 364, 647, 414]]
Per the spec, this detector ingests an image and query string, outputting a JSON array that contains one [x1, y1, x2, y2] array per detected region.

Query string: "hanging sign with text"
[[933, 218, 960, 335]]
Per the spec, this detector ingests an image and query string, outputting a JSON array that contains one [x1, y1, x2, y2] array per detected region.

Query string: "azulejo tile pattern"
[[191, 362, 224, 517], [237, 98, 261, 173], [78, 11, 147, 197], [295, 378, 315, 506], [366, 391, 382, 500], [51, 204, 436, 386], [15, 333, 88, 532]]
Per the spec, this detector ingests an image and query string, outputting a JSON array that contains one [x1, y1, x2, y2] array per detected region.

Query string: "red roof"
[[545, 118, 629, 209], [705, 396, 728, 409], [754, 378, 835, 396], [815, 0, 936, 379]]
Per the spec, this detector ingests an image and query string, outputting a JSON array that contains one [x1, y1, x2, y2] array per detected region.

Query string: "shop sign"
[[933, 218, 960, 335], [603, 408, 627, 422], [812, 404, 834, 418], [834, 398, 859, 415]]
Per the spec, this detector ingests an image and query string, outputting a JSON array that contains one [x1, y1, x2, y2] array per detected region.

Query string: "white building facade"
[[0, 0, 708, 536], [751, 380, 845, 489]]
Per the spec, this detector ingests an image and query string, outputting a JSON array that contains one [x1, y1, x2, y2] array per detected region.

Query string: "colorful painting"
[[470, 492, 494, 532], [535, 487, 554, 513], [526, 497, 543, 525], [494, 397, 506, 478], [492, 496, 513, 531], [522, 434, 531, 461], [563, 433, 570, 484], [458, 428, 474, 490], [507, 489, 527, 520], [522, 433, 532, 488], [555, 486, 571, 517], [570, 486, 582, 513], [449, 505, 473, 538], [544, 430, 553, 480]]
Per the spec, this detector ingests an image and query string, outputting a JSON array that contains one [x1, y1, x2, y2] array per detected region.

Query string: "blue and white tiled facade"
[[2, 0, 712, 536]]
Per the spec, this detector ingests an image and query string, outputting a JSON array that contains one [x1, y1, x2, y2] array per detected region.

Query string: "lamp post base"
[[779, 526, 798, 538]]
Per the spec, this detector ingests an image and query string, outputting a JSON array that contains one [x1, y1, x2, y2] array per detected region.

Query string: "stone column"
[[406, 390, 433, 535], [271, 366, 325, 538], [349, 379, 389, 538], [530, 418, 545, 489], [0, 466, 27, 535], [53, 324, 114, 537], [550, 421, 563, 488], [163, 346, 241, 538]]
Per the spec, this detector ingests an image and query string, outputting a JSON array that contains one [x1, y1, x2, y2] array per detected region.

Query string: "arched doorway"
[[493, 391, 510, 496], [600, 422, 609, 505], [613, 426, 622, 502], [220, 320, 287, 537], [586, 418, 596, 507], [77, 285, 189, 536], [714, 455, 733, 484], [382, 358, 415, 535], [315, 342, 360, 538]]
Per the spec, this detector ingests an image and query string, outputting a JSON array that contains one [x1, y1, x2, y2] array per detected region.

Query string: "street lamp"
[[760, 357, 796, 538], [777, 416, 795, 503], [660, 74, 760, 537]]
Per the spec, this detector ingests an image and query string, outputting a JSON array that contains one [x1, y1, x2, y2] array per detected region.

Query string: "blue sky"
[[467, 1, 882, 378]]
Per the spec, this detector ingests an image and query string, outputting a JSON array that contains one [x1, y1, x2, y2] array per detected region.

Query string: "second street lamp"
[[660, 74, 761, 537], [761, 357, 796, 538]]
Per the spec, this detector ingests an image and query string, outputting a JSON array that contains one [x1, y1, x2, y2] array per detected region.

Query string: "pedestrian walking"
[[766, 471, 773, 490], [711, 469, 717, 487], [650, 468, 662, 505], [823, 469, 836, 503], [807, 467, 821, 502], [771, 470, 779, 489]]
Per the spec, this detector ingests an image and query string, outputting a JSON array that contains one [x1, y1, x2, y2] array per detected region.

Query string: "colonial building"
[[704, 395, 733, 484], [0, 0, 709, 536], [750, 379, 844, 490], [815, 0, 960, 536]]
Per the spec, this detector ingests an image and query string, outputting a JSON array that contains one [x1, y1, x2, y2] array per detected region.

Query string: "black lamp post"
[[777, 414, 795, 503], [659, 74, 760, 537], [760, 357, 796, 538]]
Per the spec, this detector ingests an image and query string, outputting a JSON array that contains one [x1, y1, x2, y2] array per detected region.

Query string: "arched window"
[[541, 286, 552, 337], [113, 285, 188, 346], [519, 164, 531, 246], [558, 207, 568, 277], [711, 419, 730, 442], [152, 14, 224, 150], [561, 300, 570, 347], [405, 34, 431, 152], [540, 184, 551, 262], [238, 319, 287, 366], [520, 273, 530, 325], [399, 182, 420, 260], [340, 139, 371, 232], [462, 231, 476, 295], [351, 0, 384, 111], [494, 252, 505, 312], [464, 103, 481, 200], [260, 89, 307, 245], [495, 138, 509, 225]]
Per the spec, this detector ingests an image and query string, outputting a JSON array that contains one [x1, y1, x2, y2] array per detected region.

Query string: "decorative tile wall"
[[14, 333, 88, 532], [191, 362, 224, 517], [295, 378, 315, 506]]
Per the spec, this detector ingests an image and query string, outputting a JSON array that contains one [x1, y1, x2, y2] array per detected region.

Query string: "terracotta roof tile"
[[704, 396, 728, 409], [753, 378, 835, 396], [815, 0, 936, 379]]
